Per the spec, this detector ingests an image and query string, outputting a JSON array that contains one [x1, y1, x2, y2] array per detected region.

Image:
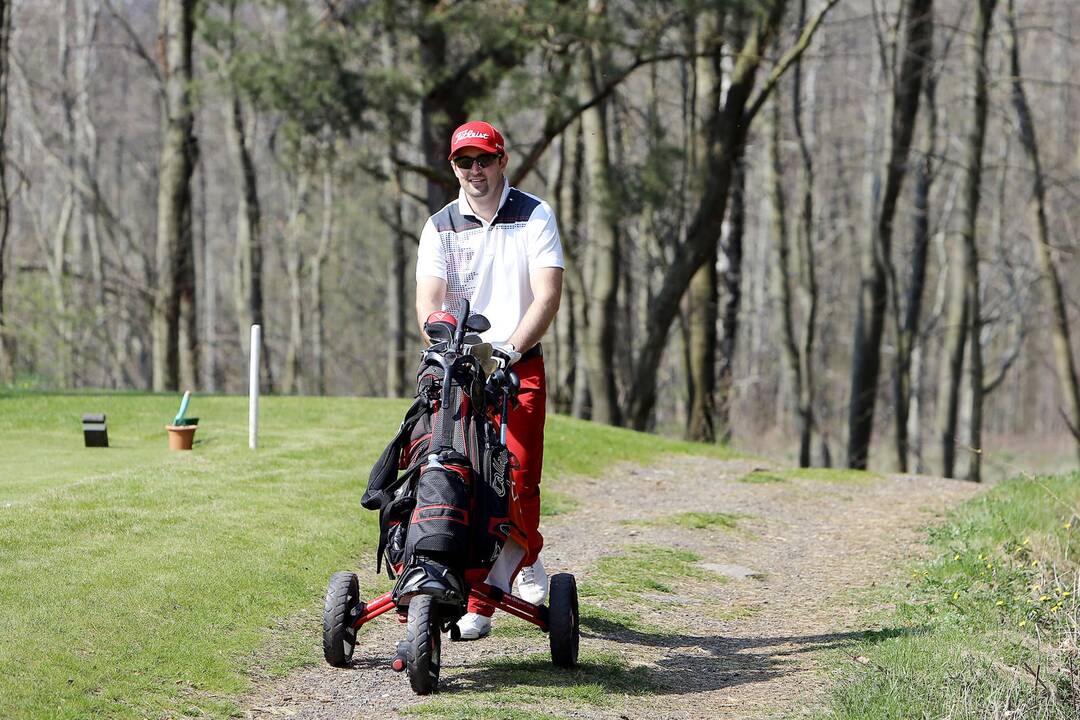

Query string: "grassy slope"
[[0, 391, 733, 719], [824, 472, 1079, 719]]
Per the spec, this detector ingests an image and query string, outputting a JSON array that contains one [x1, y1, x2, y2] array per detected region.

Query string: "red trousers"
[[468, 354, 546, 615]]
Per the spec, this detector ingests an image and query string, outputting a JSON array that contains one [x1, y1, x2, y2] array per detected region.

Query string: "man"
[[415, 120, 564, 640]]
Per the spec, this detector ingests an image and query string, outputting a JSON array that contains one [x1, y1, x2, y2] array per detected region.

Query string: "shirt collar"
[[457, 178, 511, 224]]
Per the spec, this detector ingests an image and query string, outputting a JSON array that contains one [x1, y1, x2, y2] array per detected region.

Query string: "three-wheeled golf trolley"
[[322, 300, 580, 694]]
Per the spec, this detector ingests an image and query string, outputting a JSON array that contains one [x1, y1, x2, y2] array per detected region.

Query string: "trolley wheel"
[[406, 595, 442, 694], [548, 573, 580, 667], [323, 571, 362, 667]]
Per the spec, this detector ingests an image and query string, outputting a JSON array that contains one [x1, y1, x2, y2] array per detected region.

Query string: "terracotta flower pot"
[[166, 424, 198, 451]]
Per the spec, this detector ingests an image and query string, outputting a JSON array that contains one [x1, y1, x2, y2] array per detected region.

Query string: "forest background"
[[0, 0, 1078, 481]]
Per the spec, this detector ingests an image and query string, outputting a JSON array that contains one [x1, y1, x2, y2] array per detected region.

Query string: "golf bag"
[[361, 307, 515, 605]]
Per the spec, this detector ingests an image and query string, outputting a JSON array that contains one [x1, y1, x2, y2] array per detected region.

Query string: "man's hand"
[[492, 342, 521, 367]]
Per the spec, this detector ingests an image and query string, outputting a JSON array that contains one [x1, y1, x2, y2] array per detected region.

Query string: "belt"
[[520, 343, 543, 362]]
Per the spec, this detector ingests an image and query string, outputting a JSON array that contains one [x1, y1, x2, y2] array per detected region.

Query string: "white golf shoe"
[[515, 557, 549, 605], [455, 612, 492, 640]]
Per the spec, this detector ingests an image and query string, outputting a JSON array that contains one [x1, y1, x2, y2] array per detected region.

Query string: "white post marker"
[[249, 324, 261, 449]]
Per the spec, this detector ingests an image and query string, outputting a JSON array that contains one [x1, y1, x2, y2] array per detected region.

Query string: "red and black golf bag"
[[361, 302, 517, 607]]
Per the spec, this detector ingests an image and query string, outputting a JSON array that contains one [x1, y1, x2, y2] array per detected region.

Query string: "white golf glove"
[[492, 342, 521, 367]]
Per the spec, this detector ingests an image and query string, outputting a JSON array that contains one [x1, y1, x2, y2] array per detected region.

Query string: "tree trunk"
[[894, 51, 938, 472], [225, 86, 271, 390], [382, 23, 408, 398], [789, 0, 819, 466], [581, 1, 621, 426], [937, 236, 968, 479], [0, 0, 11, 383], [846, 0, 933, 469], [686, 7, 721, 443], [716, 151, 746, 444], [1005, 0, 1080, 460], [686, 258, 717, 442], [940, 0, 996, 480], [198, 143, 216, 392], [547, 131, 574, 414], [311, 156, 333, 396], [769, 94, 801, 451], [384, 150, 408, 398], [281, 169, 310, 396], [152, 0, 198, 392]]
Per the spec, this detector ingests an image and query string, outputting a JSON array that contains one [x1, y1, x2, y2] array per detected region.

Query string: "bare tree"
[[1005, 0, 1080, 458], [310, 148, 334, 396], [581, 0, 621, 426], [0, 0, 10, 384], [938, 0, 997, 480], [686, 5, 722, 443], [152, 0, 198, 392], [628, 0, 841, 430], [846, 0, 934, 469]]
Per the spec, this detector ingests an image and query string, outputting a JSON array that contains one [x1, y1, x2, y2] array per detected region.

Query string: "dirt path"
[[243, 455, 981, 719]]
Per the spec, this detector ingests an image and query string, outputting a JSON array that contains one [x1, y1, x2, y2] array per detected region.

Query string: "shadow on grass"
[[530, 615, 926, 695], [343, 618, 925, 700]]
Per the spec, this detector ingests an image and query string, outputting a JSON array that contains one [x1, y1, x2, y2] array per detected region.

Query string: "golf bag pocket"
[[404, 462, 471, 565], [377, 490, 416, 576], [471, 441, 512, 567]]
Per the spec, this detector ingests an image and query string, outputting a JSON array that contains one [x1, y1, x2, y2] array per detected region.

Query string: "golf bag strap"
[[361, 396, 428, 510]]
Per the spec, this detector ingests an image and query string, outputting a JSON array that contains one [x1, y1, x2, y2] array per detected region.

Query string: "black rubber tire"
[[406, 595, 442, 694], [323, 571, 361, 667], [548, 573, 580, 667]]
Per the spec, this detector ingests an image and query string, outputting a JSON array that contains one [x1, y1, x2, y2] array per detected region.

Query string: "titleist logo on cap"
[[455, 129, 490, 142]]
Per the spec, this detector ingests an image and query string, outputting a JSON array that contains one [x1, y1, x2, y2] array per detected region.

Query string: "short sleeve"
[[527, 203, 564, 270], [415, 217, 446, 280]]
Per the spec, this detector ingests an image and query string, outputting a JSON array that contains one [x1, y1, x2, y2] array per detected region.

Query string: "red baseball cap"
[[448, 121, 505, 159]]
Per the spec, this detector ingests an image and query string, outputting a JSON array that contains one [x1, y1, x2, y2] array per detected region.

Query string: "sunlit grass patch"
[[409, 651, 655, 716], [540, 488, 579, 516], [740, 471, 786, 484], [489, 614, 539, 639], [823, 472, 1080, 719], [544, 414, 741, 480], [709, 602, 762, 622], [622, 511, 747, 532], [579, 601, 676, 636], [740, 467, 879, 486], [786, 467, 881, 484], [404, 702, 564, 720], [581, 545, 723, 605]]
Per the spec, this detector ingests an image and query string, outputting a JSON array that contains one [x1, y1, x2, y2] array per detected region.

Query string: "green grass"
[[581, 545, 722, 603], [740, 471, 787, 484], [542, 413, 738, 479], [623, 510, 746, 531], [0, 391, 726, 719], [406, 650, 655, 718], [823, 472, 1080, 719], [740, 467, 880, 485]]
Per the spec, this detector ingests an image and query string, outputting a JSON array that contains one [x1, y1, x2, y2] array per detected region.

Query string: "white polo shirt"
[[416, 179, 564, 344]]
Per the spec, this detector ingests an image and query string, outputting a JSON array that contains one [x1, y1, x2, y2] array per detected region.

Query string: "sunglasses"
[[452, 153, 502, 170]]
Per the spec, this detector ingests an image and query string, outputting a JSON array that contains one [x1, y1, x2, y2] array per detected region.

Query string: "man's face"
[[450, 150, 507, 201]]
